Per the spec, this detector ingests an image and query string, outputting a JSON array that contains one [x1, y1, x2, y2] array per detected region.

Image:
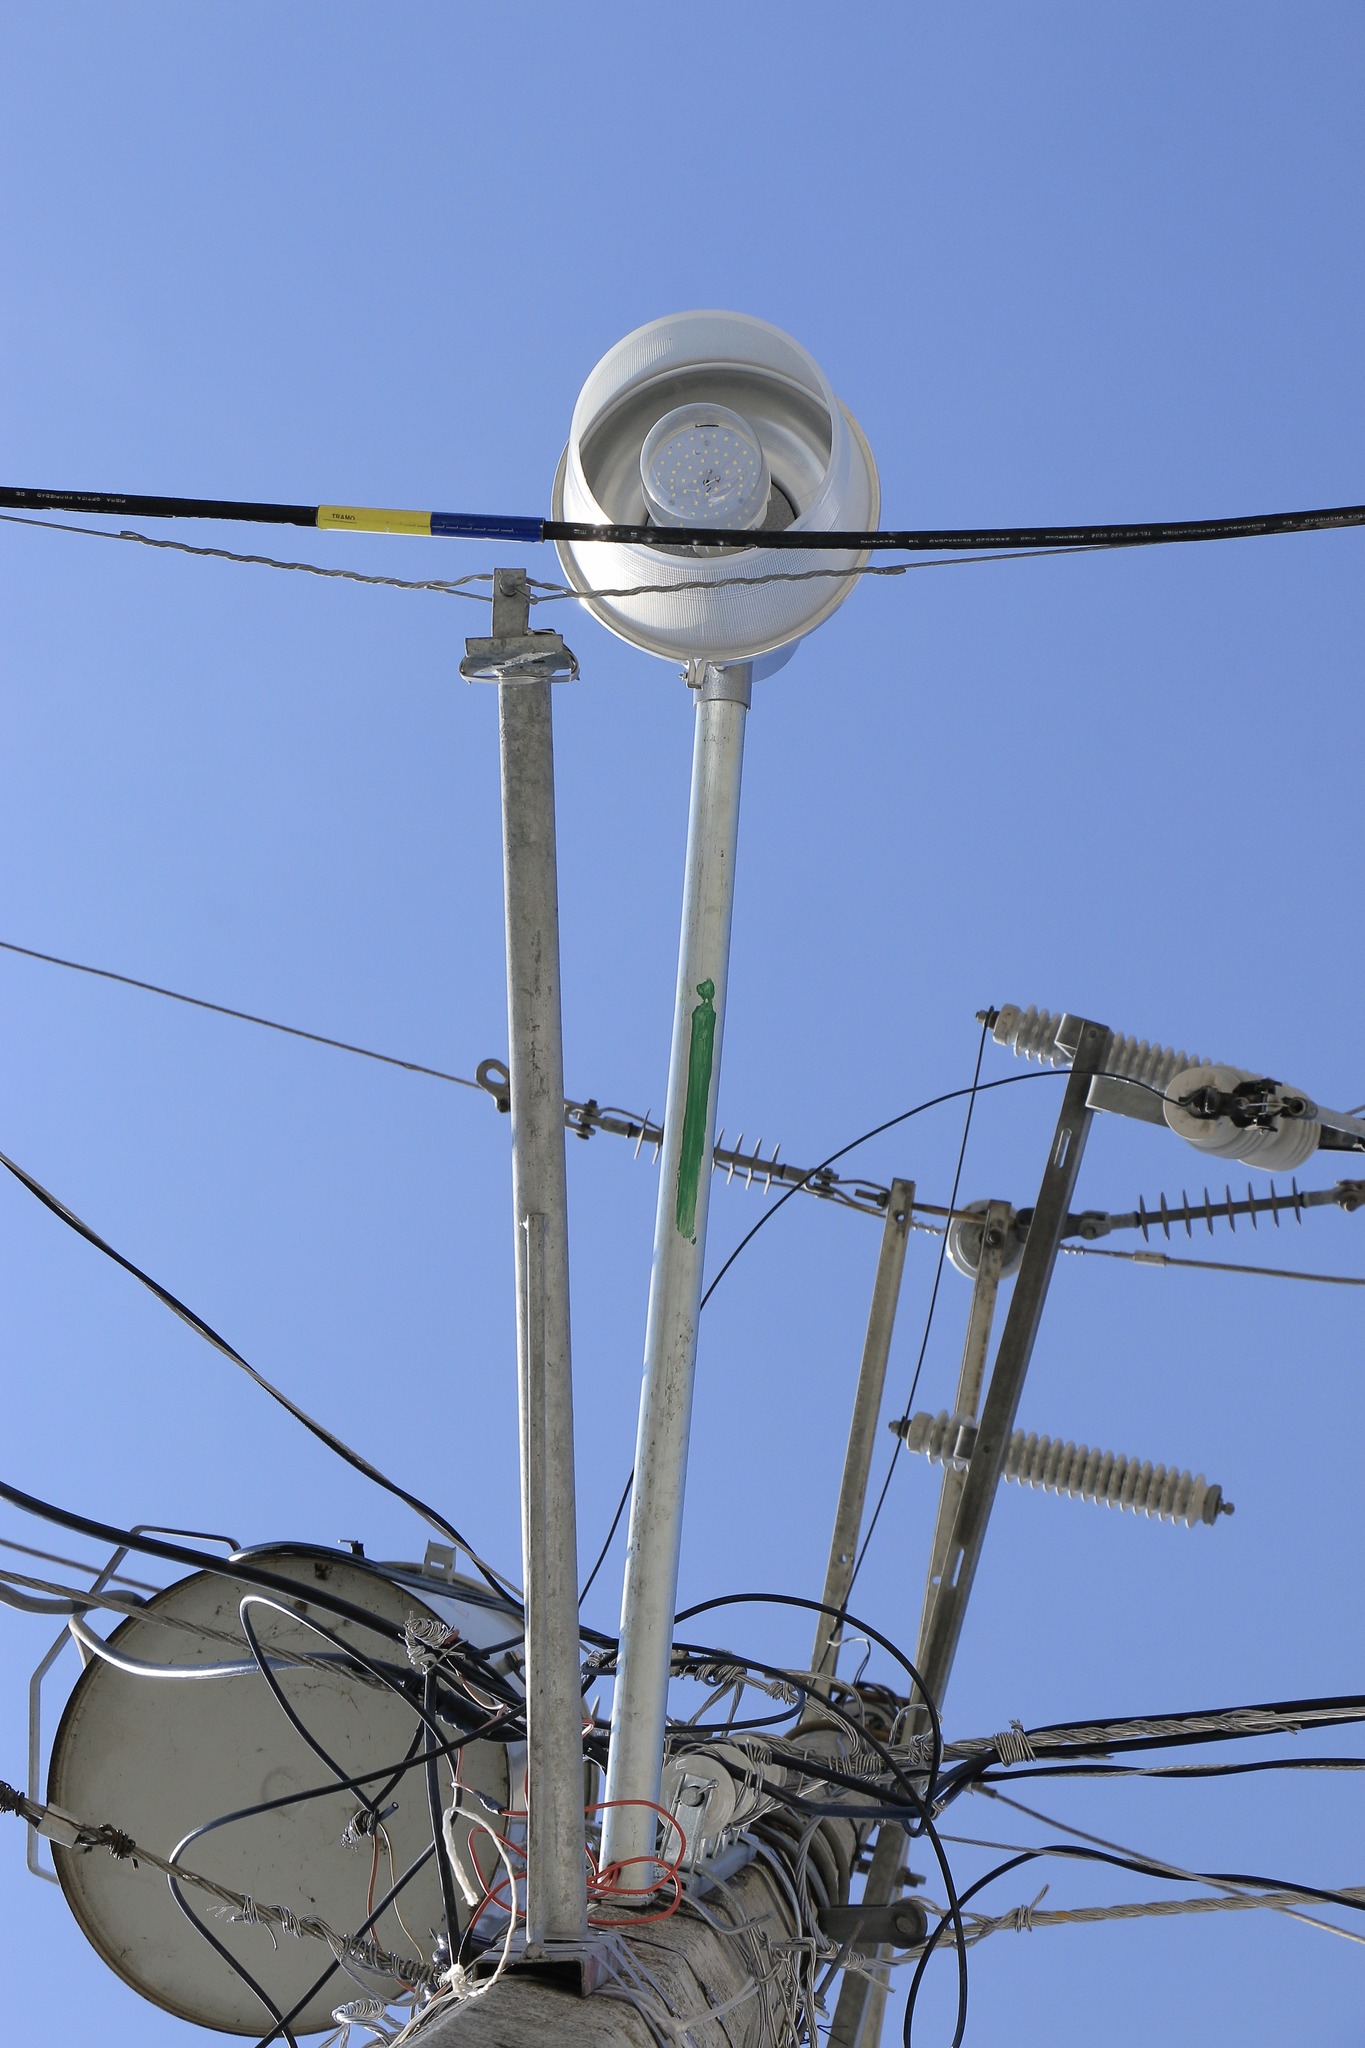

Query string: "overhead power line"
[[3, 481, 1364, 554], [0, 938, 482, 1089], [8, 937, 1362, 1288], [0, 1141, 516, 1600]]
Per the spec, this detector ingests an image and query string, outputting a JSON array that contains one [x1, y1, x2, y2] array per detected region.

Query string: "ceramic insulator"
[[991, 1004, 1202, 1093], [898, 1409, 1230, 1528]]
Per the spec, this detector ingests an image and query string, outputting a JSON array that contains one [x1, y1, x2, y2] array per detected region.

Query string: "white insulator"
[[1003, 1429, 1228, 1526], [1163, 1063, 1321, 1173], [990, 1005, 1071, 1066], [991, 1004, 1200, 1091], [945, 1199, 1023, 1280], [902, 1409, 972, 1468], [896, 1410, 1231, 1527]]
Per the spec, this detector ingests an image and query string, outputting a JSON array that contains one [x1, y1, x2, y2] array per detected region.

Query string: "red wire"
[[464, 1794, 690, 1939]]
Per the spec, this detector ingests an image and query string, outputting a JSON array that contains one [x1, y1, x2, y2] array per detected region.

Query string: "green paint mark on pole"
[[675, 978, 717, 1243]]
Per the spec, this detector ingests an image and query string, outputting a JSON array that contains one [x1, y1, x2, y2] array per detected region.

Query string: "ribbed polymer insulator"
[[1004, 1429, 1227, 1526], [991, 1004, 1202, 1093], [895, 1408, 1230, 1527]]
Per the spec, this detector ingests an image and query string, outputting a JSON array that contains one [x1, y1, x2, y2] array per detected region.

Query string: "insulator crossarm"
[[892, 1409, 1232, 1527], [1070, 1178, 1359, 1242]]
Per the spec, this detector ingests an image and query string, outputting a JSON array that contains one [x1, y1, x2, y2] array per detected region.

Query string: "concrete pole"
[[601, 662, 750, 1878], [494, 568, 588, 1948]]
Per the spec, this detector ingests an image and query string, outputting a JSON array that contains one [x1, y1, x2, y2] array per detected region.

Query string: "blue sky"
[[2, 5, 1363, 2041]]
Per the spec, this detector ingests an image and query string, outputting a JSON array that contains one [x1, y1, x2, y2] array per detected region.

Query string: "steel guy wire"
[[1061, 1242, 1365, 1286], [0, 507, 1115, 604], [9, 936, 1360, 1270], [0, 510, 494, 597], [940, 1877, 1365, 1950], [0, 1532, 160, 1595], [525, 545, 1109, 604], [0, 938, 483, 1088], [0, 1779, 440, 1992], [972, 1782, 1365, 1948]]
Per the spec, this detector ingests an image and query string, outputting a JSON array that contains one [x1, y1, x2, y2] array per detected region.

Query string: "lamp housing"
[[552, 310, 879, 665]]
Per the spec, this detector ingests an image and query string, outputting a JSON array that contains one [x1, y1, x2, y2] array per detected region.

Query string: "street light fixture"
[[559, 312, 880, 1878], [552, 308, 878, 665]]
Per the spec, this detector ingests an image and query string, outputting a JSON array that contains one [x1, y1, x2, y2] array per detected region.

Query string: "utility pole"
[[473, 569, 587, 1951]]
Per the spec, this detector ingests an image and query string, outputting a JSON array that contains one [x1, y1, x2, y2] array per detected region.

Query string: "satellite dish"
[[552, 310, 879, 665], [48, 1547, 516, 2035]]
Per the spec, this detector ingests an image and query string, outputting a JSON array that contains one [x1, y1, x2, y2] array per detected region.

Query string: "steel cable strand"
[[932, 1688, 1365, 1807], [974, 1755, 1365, 1785], [161, 1595, 490, 2035], [185, 1708, 522, 2045], [903, 1839, 1365, 2046], [252, 1841, 440, 2048]]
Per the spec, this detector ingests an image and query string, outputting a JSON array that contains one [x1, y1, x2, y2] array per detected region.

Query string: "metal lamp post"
[[553, 311, 880, 1876]]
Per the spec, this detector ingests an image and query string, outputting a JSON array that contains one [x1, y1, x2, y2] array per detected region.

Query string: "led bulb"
[[640, 403, 771, 531]]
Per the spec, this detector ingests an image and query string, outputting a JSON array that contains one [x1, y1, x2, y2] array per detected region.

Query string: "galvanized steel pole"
[[601, 662, 750, 1877], [493, 568, 588, 1949], [811, 1181, 915, 1681]]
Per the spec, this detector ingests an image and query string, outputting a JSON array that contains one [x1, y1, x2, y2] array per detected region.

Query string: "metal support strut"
[[601, 661, 751, 1878], [488, 568, 587, 1949], [914, 1016, 1112, 1708], [834, 1019, 1111, 2048], [812, 1180, 915, 1682]]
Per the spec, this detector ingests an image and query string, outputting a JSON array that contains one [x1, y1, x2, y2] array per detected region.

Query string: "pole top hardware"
[[462, 566, 578, 683], [460, 629, 578, 685]]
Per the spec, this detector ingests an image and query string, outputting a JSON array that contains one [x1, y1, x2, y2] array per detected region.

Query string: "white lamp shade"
[[553, 310, 879, 665]]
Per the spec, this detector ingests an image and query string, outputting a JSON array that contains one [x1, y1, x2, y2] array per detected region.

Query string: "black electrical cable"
[[902, 1839, 1365, 2046], [0, 1144, 517, 1604], [932, 1687, 1365, 1805], [673, 1592, 942, 1788], [164, 1716, 431, 2048], [0, 485, 320, 527], [236, 1593, 465, 1785], [578, 1066, 1069, 1603], [660, 1617, 969, 2028], [163, 1592, 510, 2029], [255, 1840, 439, 2048], [238, 1598, 390, 1811], [545, 501, 1365, 553], [698, 1067, 1065, 1315], [165, 1864, 300, 2048], [578, 1473, 631, 1607], [978, 1756, 1365, 1784], [158, 1713, 519, 1838], [0, 1475, 466, 1653], [6, 479, 1364, 554], [424, 1671, 465, 1952]]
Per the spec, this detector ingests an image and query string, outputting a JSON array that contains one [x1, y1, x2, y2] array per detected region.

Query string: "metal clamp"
[[460, 630, 578, 685], [818, 1899, 928, 1952]]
